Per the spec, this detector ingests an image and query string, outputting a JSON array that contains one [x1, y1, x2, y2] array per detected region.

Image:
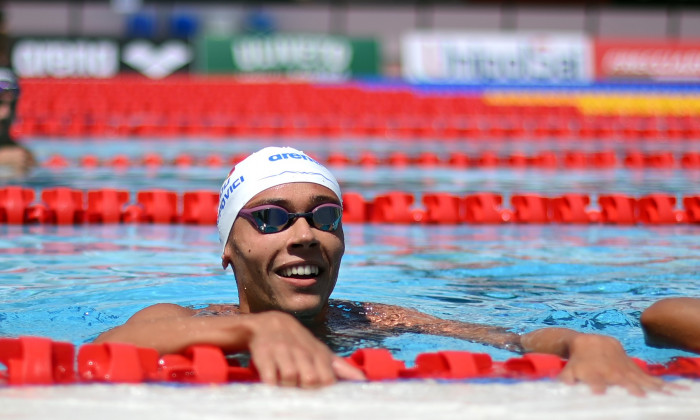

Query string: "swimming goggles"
[[238, 203, 342, 234]]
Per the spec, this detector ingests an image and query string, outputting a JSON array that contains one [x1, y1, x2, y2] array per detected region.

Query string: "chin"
[[282, 296, 325, 320]]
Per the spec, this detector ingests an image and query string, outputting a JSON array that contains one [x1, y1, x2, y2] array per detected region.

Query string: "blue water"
[[1, 139, 699, 365], [9, 139, 700, 201]]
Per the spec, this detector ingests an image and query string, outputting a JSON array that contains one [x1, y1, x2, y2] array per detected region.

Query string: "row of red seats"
[[18, 78, 568, 119], [15, 78, 700, 140], [17, 78, 691, 122], [1, 187, 698, 225], [15, 114, 700, 140], [2, 336, 699, 386], [38, 150, 700, 170]]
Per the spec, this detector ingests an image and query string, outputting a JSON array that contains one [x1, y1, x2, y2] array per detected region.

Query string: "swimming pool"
[[2, 137, 700, 419]]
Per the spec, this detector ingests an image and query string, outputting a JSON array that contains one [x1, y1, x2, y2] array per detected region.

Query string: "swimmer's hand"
[[95, 304, 365, 387], [559, 334, 667, 397], [244, 311, 366, 388], [521, 328, 670, 397]]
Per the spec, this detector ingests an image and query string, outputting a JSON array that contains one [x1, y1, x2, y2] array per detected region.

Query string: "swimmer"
[[641, 297, 700, 354], [96, 146, 666, 395], [0, 68, 34, 175]]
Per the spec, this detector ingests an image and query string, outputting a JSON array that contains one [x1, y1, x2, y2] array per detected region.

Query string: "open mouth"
[[277, 264, 320, 279]]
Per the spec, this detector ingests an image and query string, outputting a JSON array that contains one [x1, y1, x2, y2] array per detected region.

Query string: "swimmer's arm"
[[95, 303, 365, 388], [361, 302, 521, 351], [363, 303, 666, 395], [640, 297, 700, 353], [93, 303, 253, 355]]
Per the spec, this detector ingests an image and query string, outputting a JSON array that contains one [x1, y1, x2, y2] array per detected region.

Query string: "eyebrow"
[[246, 194, 340, 209]]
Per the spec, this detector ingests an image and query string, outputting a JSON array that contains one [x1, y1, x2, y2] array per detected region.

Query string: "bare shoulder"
[[193, 304, 240, 316], [126, 303, 196, 324], [649, 297, 700, 310], [126, 303, 241, 324], [642, 297, 700, 323]]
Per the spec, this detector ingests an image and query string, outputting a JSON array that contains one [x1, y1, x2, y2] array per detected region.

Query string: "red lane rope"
[[38, 151, 700, 170], [1, 336, 698, 386], [1, 187, 699, 225]]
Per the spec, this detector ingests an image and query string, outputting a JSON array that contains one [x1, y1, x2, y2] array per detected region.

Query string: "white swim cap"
[[217, 146, 342, 254]]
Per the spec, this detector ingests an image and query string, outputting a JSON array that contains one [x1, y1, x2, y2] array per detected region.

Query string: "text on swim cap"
[[268, 152, 321, 165], [217, 175, 245, 222]]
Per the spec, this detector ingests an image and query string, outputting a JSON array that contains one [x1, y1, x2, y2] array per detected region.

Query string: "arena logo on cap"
[[268, 152, 321, 165]]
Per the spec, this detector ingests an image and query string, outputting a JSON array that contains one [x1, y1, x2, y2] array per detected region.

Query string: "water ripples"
[[1, 213, 699, 363]]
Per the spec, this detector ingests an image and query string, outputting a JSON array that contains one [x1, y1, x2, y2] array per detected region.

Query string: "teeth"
[[281, 265, 319, 277]]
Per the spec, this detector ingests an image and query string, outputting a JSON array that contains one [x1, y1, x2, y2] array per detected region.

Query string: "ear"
[[221, 253, 232, 270], [222, 224, 237, 270]]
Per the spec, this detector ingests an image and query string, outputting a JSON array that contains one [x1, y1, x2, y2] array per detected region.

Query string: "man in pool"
[[96, 146, 666, 395], [0, 68, 34, 174], [0, 21, 33, 174]]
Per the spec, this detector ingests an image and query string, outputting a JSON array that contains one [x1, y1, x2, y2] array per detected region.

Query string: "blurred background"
[[3, 0, 700, 79], [1, 0, 700, 167], [1, 1, 700, 369]]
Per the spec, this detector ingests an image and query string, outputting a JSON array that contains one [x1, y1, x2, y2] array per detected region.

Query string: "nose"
[[286, 216, 319, 249]]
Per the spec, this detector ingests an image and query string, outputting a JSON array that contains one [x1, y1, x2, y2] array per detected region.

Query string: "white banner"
[[11, 38, 194, 79], [12, 39, 120, 78], [402, 32, 593, 83]]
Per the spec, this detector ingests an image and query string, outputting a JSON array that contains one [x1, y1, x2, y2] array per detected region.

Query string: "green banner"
[[198, 34, 380, 77]]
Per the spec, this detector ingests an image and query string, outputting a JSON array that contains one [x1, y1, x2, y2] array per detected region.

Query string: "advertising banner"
[[595, 39, 700, 81], [11, 37, 194, 79], [199, 34, 380, 78], [402, 32, 593, 84]]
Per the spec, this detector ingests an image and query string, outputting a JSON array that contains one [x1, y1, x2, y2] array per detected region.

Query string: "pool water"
[[1, 138, 699, 366], [10, 138, 700, 199]]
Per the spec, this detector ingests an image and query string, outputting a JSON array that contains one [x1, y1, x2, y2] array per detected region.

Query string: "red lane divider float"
[[1, 187, 698, 225], [1, 336, 699, 386], [38, 151, 700, 170]]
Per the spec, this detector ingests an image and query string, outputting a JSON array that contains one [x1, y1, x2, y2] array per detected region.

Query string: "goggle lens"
[[239, 203, 342, 234]]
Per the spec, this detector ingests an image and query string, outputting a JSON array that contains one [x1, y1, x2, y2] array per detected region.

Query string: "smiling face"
[[223, 182, 345, 320]]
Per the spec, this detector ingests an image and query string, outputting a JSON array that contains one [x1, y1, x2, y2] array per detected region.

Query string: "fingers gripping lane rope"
[[1, 337, 699, 386]]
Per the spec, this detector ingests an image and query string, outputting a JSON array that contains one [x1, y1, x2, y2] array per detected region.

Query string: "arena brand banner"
[[402, 32, 593, 83], [10, 38, 193, 79], [199, 34, 380, 78], [12, 38, 120, 78], [595, 39, 700, 81], [121, 39, 193, 79]]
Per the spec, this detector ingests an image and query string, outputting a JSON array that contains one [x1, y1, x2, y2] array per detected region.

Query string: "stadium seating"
[[14, 77, 700, 140]]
